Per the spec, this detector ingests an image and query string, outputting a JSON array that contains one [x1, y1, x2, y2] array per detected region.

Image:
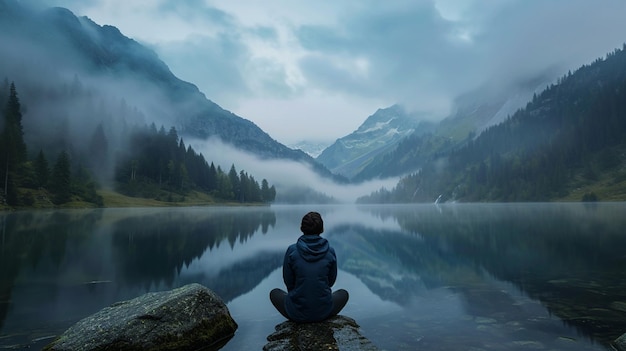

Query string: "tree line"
[[115, 123, 276, 203], [0, 81, 276, 207], [358, 44, 626, 203]]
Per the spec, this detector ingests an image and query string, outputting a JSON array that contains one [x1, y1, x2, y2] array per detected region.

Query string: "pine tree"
[[50, 151, 72, 204], [228, 164, 240, 201], [207, 162, 217, 191], [217, 171, 233, 200], [1, 82, 27, 202], [259, 180, 275, 203], [34, 150, 50, 188], [261, 179, 271, 203], [268, 185, 276, 202], [239, 170, 249, 202], [88, 123, 108, 180]]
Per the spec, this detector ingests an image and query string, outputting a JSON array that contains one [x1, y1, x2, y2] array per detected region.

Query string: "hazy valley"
[[1, 0, 626, 207]]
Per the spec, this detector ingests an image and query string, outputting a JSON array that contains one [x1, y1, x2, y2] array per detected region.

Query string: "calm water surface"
[[1, 203, 626, 350]]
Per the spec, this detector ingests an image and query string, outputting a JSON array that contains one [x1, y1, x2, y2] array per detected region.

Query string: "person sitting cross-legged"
[[270, 211, 349, 323]]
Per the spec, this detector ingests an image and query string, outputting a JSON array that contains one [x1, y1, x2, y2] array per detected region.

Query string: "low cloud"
[[190, 138, 401, 203], [16, 0, 626, 144]]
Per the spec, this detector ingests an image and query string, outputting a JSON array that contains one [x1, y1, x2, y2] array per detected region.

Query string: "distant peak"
[[44, 6, 77, 19]]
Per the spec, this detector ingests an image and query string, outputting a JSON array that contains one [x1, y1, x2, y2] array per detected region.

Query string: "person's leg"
[[270, 288, 290, 320], [328, 289, 349, 318]]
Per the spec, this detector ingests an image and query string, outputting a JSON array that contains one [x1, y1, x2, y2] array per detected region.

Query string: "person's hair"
[[300, 211, 324, 235]]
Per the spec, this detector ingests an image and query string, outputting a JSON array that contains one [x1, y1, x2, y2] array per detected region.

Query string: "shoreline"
[[0, 189, 268, 212]]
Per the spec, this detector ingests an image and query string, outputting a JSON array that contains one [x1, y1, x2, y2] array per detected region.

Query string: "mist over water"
[[0, 4, 396, 200], [191, 138, 402, 203], [1, 203, 625, 350]]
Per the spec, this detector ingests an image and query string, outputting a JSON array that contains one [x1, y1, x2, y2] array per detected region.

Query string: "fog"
[[0, 3, 402, 202], [1, 48, 392, 201], [0, 6, 201, 185], [7, 1, 624, 202], [0, 50, 165, 186], [21, 0, 626, 145], [190, 138, 401, 203]]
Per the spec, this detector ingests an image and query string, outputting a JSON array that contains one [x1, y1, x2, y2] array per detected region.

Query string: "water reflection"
[[349, 203, 626, 347], [1, 204, 625, 350], [0, 210, 104, 332], [0, 207, 277, 348], [111, 208, 277, 294]]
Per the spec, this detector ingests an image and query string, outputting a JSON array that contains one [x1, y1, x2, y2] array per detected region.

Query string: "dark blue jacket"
[[283, 234, 337, 322]]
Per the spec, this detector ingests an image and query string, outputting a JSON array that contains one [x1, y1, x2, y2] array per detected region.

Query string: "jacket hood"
[[296, 235, 329, 262]]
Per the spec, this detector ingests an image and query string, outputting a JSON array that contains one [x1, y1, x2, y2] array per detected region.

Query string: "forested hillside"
[[358, 44, 626, 203], [0, 82, 276, 208], [0, 1, 341, 191], [116, 124, 276, 203]]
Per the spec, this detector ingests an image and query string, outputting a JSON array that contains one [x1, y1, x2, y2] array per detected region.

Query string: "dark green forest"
[[0, 81, 276, 208], [115, 123, 276, 203], [358, 44, 626, 203]]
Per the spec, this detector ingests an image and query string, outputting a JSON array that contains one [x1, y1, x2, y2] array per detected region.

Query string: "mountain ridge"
[[0, 0, 343, 183], [358, 44, 626, 202], [315, 73, 556, 183], [316, 104, 434, 179]]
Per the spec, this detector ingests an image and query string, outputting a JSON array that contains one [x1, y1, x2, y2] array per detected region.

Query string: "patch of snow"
[[384, 128, 400, 137], [357, 119, 395, 134], [288, 140, 332, 158]]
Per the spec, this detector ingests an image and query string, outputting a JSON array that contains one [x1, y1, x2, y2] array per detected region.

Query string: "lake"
[[1, 203, 626, 350]]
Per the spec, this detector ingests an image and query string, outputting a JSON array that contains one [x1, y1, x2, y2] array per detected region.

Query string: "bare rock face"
[[44, 283, 237, 351], [263, 315, 379, 351]]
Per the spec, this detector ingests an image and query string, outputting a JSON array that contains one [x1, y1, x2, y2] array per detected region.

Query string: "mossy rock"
[[264, 315, 379, 351], [44, 283, 237, 351]]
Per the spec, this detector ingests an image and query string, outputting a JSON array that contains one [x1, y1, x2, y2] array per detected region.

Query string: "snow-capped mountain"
[[288, 140, 332, 158], [316, 105, 434, 179]]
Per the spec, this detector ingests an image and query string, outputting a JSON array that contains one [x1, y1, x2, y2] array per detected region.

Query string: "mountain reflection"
[[111, 208, 277, 290], [352, 203, 626, 345], [0, 210, 103, 332], [2, 204, 625, 350], [0, 207, 277, 343]]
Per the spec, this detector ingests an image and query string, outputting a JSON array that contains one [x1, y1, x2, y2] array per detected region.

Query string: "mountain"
[[318, 76, 554, 183], [358, 44, 626, 203], [0, 1, 338, 181], [316, 105, 434, 179], [436, 74, 556, 141], [288, 140, 332, 158]]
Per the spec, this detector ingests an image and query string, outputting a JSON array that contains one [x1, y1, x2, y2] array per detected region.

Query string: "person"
[[270, 211, 349, 323]]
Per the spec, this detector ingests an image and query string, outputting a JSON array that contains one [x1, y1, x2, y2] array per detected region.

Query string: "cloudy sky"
[[23, 0, 626, 145]]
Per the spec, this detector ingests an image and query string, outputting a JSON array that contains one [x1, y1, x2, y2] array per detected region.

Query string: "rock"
[[615, 333, 626, 351], [263, 315, 379, 351], [44, 283, 238, 351]]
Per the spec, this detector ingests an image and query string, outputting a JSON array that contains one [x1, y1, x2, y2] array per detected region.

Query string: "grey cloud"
[[295, 3, 477, 111], [477, 0, 626, 84], [249, 25, 279, 41], [154, 33, 250, 104], [298, 55, 357, 88], [293, 0, 626, 116], [246, 57, 294, 98], [297, 25, 350, 53], [156, 1, 234, 27], [16, 0, 626, 129]]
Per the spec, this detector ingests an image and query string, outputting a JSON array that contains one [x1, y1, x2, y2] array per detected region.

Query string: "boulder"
[[615, 333, 626, 351], [44, 283, 237, 351], [263, 315, 379, 351]]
